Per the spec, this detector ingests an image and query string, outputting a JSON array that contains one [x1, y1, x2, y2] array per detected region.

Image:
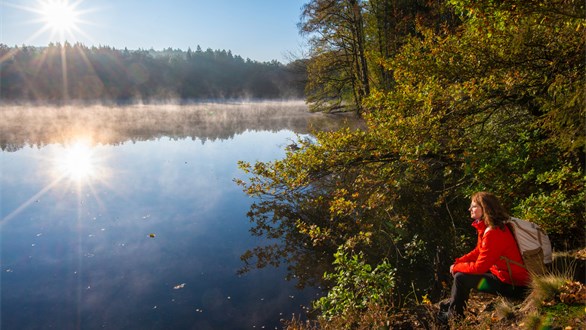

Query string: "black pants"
[[448, 272, 528, 316]]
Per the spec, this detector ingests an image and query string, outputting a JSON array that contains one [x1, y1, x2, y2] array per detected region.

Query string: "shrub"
[[314, 247, 396, 325]]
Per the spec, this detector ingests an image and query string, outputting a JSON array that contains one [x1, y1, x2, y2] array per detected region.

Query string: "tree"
[[0, 45, 306, 102], [238, 0, 585, 313], [300, 0, 455, 114], [363, 0, 455, 92], [300, 0, 370, 114]]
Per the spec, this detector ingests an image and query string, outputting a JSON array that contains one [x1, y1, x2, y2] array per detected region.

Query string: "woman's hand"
[[450, 264, 455, 276]]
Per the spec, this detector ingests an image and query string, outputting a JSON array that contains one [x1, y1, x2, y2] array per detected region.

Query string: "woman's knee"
[[453, 272, 468, 283], [452, 272, 481, 290]]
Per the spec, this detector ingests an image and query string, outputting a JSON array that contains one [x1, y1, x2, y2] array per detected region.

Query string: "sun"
[[38, 0, 82, 40], [40, 0, 80, 34], [4, 0, 97, 45]]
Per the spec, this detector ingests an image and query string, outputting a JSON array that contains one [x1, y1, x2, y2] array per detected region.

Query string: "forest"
[[235, 0, 585, 328], [0, 43, 306, 102]]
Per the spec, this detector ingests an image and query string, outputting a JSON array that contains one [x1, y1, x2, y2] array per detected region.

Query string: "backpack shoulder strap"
[[500, 255, 526, 287]]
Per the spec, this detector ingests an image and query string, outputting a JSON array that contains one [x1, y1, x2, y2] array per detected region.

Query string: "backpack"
[[504, 217, 553, 277]]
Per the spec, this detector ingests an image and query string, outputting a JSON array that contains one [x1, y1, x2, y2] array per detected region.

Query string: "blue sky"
[[0, 0, 308, 62]]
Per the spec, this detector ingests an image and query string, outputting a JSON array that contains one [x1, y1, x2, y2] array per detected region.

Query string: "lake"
[[0, 102, 359, 329]]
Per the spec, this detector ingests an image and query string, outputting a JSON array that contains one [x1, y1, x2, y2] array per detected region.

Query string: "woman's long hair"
[[472, 192, 509, 229]]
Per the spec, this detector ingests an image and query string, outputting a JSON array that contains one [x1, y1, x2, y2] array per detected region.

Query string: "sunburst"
[[54, 140, 96, 181], [40, 1, 81, 36], [51, 139, 110, 184], [37, 0, 88, 44], [5, 0, 95, 45], [1, 137, 111, 227]]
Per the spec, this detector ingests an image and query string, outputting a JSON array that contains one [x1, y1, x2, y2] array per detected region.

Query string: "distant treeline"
[[0, 43, 307, 103]]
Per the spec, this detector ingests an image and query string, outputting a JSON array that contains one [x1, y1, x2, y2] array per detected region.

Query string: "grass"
[[524, 274, 569, 310]]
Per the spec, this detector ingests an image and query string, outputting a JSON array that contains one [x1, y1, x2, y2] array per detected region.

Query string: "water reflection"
[[0, 102, 362, 151], [52, 139, 103, 182], [2, 137, 112, 227], [0, 103, 361, 329]]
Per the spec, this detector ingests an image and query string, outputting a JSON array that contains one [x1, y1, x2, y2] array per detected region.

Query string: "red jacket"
[[452, 219, 530, 286]]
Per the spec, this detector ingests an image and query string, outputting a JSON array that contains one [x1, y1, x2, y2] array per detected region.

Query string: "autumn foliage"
[[238, 0, 584, 325]]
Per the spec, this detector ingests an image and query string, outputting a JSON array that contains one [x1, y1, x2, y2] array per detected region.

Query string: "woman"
[[439, 192, 530, 322]]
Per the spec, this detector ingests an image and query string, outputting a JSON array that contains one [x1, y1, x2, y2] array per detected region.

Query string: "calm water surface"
[[0, 103, 357, 329]]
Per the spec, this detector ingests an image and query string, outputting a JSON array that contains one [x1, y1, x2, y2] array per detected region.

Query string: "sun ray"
[[53, 139, 99, 182], [36, 0, 82, 44], [3, 0, 96, 46], [1, 0, 103, 101], [2, 137, 112, 228], [0, 176, 64, 227], [40, 0, 80, 32]]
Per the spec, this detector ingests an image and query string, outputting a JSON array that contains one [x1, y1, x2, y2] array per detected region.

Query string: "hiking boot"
[[436, 310, 449, 326], [439, 299, 451, 313]]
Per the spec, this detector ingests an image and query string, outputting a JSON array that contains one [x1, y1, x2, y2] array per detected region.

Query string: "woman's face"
[[469, 201, 483, 220]]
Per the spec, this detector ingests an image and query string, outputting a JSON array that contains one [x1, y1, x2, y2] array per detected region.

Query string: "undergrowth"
[[285, 250, 586, 329]]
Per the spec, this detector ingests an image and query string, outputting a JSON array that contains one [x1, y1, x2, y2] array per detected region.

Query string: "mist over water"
[[0, 102, 361, 329], [0, 101, 360, 151]]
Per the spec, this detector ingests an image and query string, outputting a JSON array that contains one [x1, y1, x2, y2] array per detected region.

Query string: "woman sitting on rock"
[[438, 191, 530, 323]]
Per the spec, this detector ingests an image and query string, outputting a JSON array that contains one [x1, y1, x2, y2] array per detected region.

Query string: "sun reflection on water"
[[54, 140, 97, 182], [2, 137, 110, 226]]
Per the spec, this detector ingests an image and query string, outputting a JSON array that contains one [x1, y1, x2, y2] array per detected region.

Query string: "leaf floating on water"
[[173, 283, 186, 290], [149, 233, 156, 238]]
